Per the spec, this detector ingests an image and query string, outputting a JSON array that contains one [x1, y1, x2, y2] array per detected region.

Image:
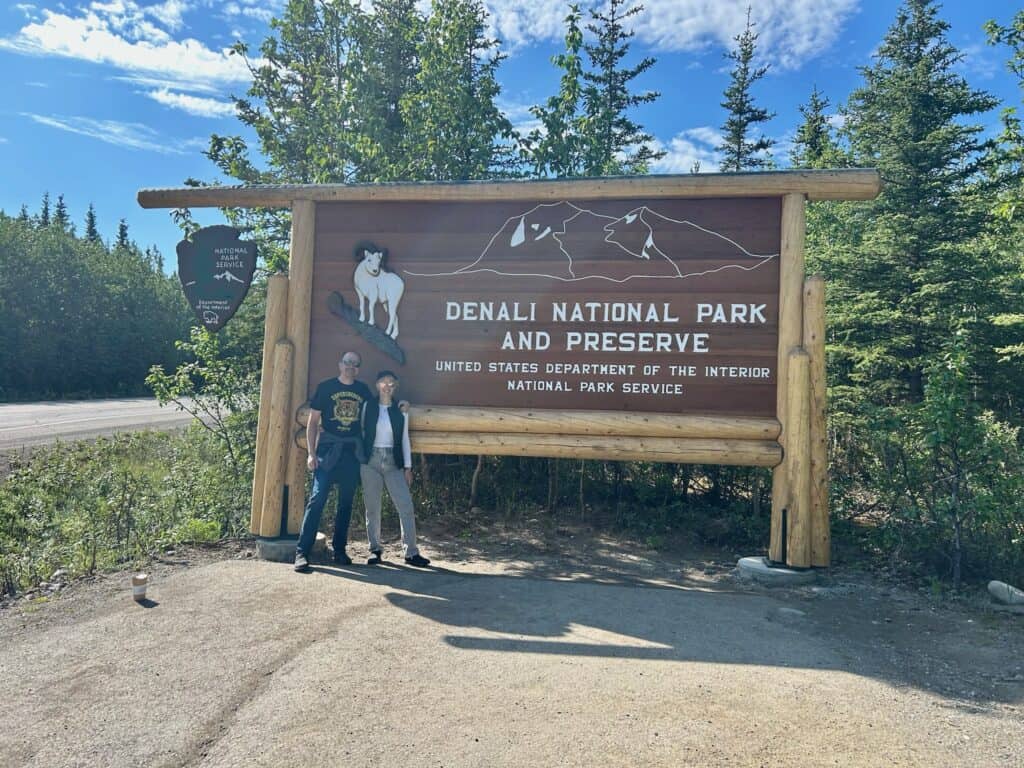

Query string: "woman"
[[359, 370, 431, 567]]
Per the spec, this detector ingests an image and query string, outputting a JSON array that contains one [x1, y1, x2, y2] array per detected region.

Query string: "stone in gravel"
[[988, 580, 1024, 605]]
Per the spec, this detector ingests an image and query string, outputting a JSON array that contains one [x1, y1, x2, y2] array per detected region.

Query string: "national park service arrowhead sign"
[[176, 225, 257, 332]]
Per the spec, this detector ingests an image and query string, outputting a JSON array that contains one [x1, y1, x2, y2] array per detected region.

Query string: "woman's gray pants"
[[361, 448, 419, 557]]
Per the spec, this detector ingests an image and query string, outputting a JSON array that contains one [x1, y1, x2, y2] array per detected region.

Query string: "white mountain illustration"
[[405, 201, 777, 283], [213, 270, 245, 284]]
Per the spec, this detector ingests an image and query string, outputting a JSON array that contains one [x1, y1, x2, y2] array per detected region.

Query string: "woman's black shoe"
[[367, 550, 382, 565], [404, 554, 431, 568]]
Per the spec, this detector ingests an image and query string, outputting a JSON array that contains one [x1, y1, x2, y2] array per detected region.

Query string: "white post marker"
[[131, 573, 148, 602]]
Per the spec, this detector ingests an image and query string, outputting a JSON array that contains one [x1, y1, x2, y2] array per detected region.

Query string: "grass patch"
[[0, 427, 251, 596]]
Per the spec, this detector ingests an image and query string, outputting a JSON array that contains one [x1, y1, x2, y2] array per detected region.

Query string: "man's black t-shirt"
[[310, 378, 372, 438]]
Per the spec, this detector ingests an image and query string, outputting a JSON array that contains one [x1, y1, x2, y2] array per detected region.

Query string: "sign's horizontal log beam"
[[138, 170, 881, 209], [410, 432, 782, 466], [409, 406, 780, 441]]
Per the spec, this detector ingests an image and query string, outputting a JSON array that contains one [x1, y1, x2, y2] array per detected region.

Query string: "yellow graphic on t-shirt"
[[331, 391, 363, 427]]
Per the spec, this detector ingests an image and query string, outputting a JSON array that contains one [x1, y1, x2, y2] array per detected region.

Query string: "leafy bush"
[[0, 428, 251, 596]]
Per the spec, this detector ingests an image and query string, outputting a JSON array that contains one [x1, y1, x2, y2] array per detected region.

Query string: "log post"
[[804, 276, 830, 567], [770, 193, 807, 561], [784, 348, 812, 568], [283, 200, 317, 535], [250, 274, 290, 535], [408, 433, 782, 466], [260, 341, 295, 537]]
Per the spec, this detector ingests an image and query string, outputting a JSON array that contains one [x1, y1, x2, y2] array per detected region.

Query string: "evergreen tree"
[[524, 4, 586, 178], [53, 194, 70, 232], [145, 245, 165, 272], [985, 11, 1024, 221], [828, 0, 1000, 404], [718, 9, 774, 171], [791, 87, 841, 169], [16, 205, 29, 224], [399, 0, 514, 181], [84, 203, 101, 243], [115, 219, 130, 251], [580, 0, 662, 175], [38, 192, 50, 227]]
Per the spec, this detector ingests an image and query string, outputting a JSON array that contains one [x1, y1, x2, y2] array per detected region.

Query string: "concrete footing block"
[[256, 532, 326, 563], [737, 556, 818, 586]]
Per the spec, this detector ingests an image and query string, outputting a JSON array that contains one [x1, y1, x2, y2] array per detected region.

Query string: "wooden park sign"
[[140, 170, 882, 568]]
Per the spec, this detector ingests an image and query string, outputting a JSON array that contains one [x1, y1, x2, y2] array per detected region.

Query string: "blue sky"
[[0, 0, 1019, 260]]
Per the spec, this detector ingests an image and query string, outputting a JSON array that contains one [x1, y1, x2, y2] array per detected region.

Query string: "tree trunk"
[[578, 460, 585, 517], [469, 454, 484, 508], [547, 458, 558, 512], [952, 519, 963, 590], [419, 453, 430, 487]]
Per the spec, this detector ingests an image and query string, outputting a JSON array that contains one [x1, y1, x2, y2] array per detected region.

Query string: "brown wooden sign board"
[[309, 197, 780, 418], [139, 171, 882, 566]]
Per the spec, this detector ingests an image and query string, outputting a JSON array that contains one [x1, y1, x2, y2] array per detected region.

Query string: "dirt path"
[[1, 528, 1021, 767]]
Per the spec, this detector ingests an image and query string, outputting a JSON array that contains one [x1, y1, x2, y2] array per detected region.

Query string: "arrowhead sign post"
[[176, 225, 257, 332]]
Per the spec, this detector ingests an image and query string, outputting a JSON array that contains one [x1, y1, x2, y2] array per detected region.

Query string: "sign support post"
[[769, 193, 807, 564], [284, 199, 316, 536]]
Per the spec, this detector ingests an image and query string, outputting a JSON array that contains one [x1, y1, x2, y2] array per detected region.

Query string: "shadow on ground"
[[297, 524, 1024, 710]]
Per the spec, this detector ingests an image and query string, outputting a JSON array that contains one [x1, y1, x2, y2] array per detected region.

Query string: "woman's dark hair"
[[376, 370, 399, 382]]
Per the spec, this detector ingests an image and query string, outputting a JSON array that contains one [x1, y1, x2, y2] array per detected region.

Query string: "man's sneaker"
[[332, 549, 352, 566], [367, 550, 382, 565], [294, 552, 310, 572], [404, 554, 431, 568]]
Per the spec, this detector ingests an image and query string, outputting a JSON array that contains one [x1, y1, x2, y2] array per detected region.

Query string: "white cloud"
[[650, 127, 721, 173], [484, 1, 567, 49], [111, 73, 220, 94], [959, 42, 1003, 82], [144, 87, 235, 117], [22, 112, 200, 154], [484, 0, 859, 70], [146, 0, 191, 32], [221, 1, 278, 23], [0, 4, 252, 93]]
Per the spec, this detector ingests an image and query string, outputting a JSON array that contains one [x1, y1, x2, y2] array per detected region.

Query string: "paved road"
[[0, 398, 196, 452], [1, 535, 1021, 767]]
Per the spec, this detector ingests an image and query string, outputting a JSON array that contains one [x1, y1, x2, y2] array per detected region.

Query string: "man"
[[294, 351, 372, 571]]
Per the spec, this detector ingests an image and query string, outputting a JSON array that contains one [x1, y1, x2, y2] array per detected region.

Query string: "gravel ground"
[[1, 526, 1022, 768]]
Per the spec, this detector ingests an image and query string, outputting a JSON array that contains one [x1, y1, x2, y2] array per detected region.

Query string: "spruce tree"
[[580, 0, 662, 175], [791, 87, 841, 169], [829, 0, 1000, 404], [85, 204, 100, 243], [16, 205, 29, 224], [53, 194, 70, 232], [985, 11, 1024, 220], [115, 219, 130, 251], [718, 9, 774, 171], [38, 192, 50, 227]]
